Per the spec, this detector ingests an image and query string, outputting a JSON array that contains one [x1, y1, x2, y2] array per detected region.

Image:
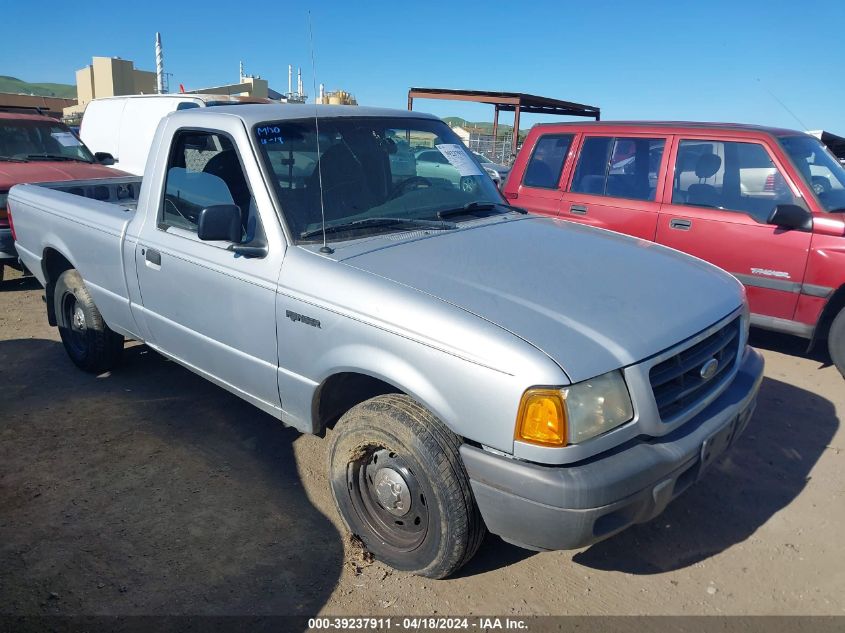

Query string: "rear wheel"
[[328, 394, 485, 578], [828, 308, 845, 378], [54, 269, 124, 373]]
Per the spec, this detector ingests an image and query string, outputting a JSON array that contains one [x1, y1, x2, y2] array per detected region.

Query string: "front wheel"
[[328, 394, 485, 578], [54, 269, 124, 373], [828, 307, 845, 378]]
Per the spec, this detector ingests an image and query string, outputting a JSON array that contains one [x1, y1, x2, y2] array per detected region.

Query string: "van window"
[[571, 137, 665, 201], [522, 134, 573, 188], [672, 139, 798, 222], [161, 130, 258, 240]]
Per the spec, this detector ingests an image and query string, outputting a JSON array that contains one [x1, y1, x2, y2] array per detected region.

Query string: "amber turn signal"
[[515, 388, 567, 446]]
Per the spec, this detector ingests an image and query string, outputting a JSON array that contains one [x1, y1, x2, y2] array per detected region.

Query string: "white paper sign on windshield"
[[435, 144, 483, 176], [51, 132, 82, 147]]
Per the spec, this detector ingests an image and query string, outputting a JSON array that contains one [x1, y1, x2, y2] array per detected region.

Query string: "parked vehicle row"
[[504, 122, 845, 377], [9, 104, 763, 578]]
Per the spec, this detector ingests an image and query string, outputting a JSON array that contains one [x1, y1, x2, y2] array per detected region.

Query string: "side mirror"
[[767, 204, 813, 232], [197, 205, 242, 242], [94, 152, 115, 166]]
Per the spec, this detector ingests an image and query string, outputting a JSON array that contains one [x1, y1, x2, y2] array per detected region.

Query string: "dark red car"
[[0, 109, 121, 281], [504, 122, 845, 376]]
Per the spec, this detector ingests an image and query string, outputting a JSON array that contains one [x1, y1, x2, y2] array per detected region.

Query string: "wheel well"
[[313, 372, 401, 434], [42, 248, 74, 326], [811, 284, 845, 347]]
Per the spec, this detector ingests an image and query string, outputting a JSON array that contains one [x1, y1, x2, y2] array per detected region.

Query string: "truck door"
[[558, 134, 669, 240], [134, 124, 284, 413], [657, 136, 812, 322]]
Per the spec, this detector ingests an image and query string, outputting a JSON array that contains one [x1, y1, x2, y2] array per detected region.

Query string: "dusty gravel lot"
[[1, 266, 843, 617]]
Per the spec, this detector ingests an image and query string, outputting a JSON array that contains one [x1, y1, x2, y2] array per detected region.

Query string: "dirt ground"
[[1, 266, 843, 617]]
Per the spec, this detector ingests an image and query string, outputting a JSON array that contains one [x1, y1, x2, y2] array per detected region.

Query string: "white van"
[[80, 94, 270, 175]]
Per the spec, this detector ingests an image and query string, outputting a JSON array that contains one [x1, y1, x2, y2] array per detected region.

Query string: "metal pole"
[[491, 105, 499, 161], [511, 103, 521, 160], [408, 94, 413, 110]]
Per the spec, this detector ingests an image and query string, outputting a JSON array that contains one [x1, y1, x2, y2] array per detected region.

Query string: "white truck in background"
[[80, 94, 270, 175]]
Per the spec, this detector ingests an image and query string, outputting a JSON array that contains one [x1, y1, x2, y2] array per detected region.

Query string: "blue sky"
[[5, 0, 843, 132]]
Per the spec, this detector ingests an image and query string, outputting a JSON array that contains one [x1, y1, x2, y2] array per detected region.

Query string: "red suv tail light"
[[6, 202, 16, 241], [764, 173, 776, 192], [0, 192, 8, 231]]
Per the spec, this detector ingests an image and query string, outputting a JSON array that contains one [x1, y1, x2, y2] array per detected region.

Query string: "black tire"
[[0, 263, 4, 283], [328, 394, 485, 579], [54, 269, 124, 373], [829, 308, 845, 378]]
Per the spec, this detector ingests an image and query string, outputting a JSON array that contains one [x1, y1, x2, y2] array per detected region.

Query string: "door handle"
[[570, 204, 588, 215], [145, 248, 162, 266], [670, 218, 692, 230]]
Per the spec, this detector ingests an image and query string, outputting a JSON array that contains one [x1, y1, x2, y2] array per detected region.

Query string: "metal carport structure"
[[407, 87, 600, 159]]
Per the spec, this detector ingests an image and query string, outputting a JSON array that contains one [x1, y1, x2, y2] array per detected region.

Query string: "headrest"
[[695, 153, 722, 179]]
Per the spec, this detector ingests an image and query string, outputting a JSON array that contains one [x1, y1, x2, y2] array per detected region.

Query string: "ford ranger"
[[8, 104, 764, 578]]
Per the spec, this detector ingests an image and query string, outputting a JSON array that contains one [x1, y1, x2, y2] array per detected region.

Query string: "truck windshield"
[[0, 119, 95, 163], [253, 117, 505, 242], [780, 135, 845, 213]]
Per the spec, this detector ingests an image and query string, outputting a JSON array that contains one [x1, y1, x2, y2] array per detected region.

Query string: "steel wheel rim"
[[347, 446, 429, 551], [63, 294, 87, 356]]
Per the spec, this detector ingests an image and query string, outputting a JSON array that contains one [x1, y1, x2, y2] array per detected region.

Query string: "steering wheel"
[[389, 176, 432, 200]]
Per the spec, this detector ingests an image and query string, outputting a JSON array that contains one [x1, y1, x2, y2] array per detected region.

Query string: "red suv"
[[504, 122, 845, 377], [0, 109, 121, 281]]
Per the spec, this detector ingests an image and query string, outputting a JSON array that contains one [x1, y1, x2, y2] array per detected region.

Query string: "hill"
[[0, 76, 76, 98]]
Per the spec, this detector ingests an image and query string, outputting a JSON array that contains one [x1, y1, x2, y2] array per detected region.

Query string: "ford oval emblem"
[[700, 358, 719, 381]]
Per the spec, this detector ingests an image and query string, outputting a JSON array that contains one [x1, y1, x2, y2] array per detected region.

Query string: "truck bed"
[[30, 176, 143, 210], [9, 176, 144, 340]]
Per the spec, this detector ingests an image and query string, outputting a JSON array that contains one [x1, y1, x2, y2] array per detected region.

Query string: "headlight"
[[515, 371, 634, 447], [741, 301, 751, 343]]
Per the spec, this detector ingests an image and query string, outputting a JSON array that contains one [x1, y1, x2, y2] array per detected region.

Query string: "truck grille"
[[649, 317, 741, 421]]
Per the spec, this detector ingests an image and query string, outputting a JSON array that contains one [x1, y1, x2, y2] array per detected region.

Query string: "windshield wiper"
[[437, 201, 527, 220], [24, 154, 91, 163], [300, 217, 456, 240], [0, 156, 27, 162]]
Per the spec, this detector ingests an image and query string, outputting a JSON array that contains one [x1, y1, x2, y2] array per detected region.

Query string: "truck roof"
[[166, 103, 441, 126], [532, 120, 806, 138]]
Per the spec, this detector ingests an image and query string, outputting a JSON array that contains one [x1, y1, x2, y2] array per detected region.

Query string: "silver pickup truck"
[[9, 104, 764, 578]]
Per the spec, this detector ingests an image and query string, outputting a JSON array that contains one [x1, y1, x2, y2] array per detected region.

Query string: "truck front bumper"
[[461, 345, 764, 552]]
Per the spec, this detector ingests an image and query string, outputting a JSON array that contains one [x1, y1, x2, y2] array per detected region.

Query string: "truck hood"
[[0, 162, 121, 192], [340, 216, 742, 382]]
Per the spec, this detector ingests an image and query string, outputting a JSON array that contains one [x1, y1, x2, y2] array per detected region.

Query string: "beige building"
[[316, 88, 358, 106], [64, 57, 156, 119], [186, 76, 269, 100]]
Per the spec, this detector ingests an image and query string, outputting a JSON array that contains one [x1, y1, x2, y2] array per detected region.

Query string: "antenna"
[[308, 11, 332, 254], [756, 78, 808, 131]]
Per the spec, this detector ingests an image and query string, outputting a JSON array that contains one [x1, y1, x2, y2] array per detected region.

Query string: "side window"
[[162, 131, 258, 240], [571, 136, 666, 201], [522, 134, 573, 188], [672, 139, 797, 222], [570, 137, 613, 195], [606, 138, 665, 201]]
